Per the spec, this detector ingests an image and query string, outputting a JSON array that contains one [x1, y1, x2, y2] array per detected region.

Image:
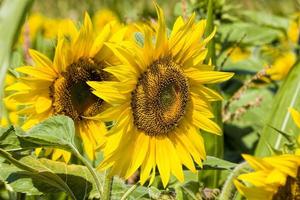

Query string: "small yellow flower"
[[43, 18, 78, 39], [89, 3, 233, 187], [235, 154, 300, 200], [287, 12, 300, 44], [266, 51, 296, 81], [229, 47, 250, 63], [93, 9, 120, 33], [19, 13, 44, 43], [19, 12, 77, 43]]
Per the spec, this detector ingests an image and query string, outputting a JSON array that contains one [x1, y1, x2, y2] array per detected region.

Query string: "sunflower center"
[[131, 57, 189, 136], [272, 168, 300, 200], [50, 58, 108, 121]]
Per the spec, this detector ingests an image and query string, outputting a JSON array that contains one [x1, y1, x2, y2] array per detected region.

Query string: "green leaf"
[[255, 61, 300, 156], [242, 11, 289, 31], [0, 126, 40, 151], [18, 115, 76, 151], [0, 149, 77, 199], [0, 150, 156, 200], [202, 156, 237, 170], [219, 22, 282, 45], [1, 115, 103, 198]]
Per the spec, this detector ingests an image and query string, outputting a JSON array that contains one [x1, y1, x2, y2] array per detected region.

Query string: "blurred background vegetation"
[[23, 0, 300, 22], [1, 0, 300, 199]]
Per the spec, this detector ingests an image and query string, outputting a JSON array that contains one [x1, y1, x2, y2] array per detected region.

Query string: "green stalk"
[[219, 162, 248, 200], [120, 183, 139, 200], [0, 0, 34, 111], [204, 0, 216, 67], [102, 172, 113, 200], [71, 146, 103, 198], [199, 0, 223, 188]]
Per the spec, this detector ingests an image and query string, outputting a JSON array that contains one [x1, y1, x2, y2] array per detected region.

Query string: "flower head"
[[235, 154, 300, 200], [7, 13, 123, 161], [88, 3, 233, 187]]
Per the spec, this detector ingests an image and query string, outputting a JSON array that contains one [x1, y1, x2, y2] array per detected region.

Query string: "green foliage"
[[255, 61, 300, 156], [0, 117, 237, 199], [20, 115, 77, 151]]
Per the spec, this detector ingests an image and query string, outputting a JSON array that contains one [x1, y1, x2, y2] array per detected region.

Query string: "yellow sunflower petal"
[[242, 154, 271, 171], [234, 180, 272, 200], [35, 96, 52, 114], [5, 82, 31, 91], [186, 70, 234, 84], [53, 37, 68, 72], [29, 49, 56, 75], [140, 136, 156, 185], [289, 108, 300, 128], [175, 130, 203, 166], [166, 136, 184, 182], [154, 2, 167, 56], [62, 151, 72, 163], [104, 65, 137, 81], [156, 137, 171, 187], [16, 66, 56, 81], [192, 111, 222, 135], [170, 16, 184, 39], [90, 24, 111, 57], [72, 12, 94, 60], [125, 133, 149, 179], [265, 169, 287, 185], [78, 122, 95, 160], [238, 171, 269, 187], [88, 81, 127, 105], [52, 149, 63, 161], [169, 134, 196, 172]]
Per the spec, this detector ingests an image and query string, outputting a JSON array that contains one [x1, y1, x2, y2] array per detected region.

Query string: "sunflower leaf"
[[0, 126, 40, 151], [0, 115, 105, 198], [16, 115, 77, 151], [0, 151, 153, 200], [0, 149, 77, 199], [202, 156, 237, 170]]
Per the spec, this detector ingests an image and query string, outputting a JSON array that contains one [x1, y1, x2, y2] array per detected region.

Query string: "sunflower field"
[[0, 0, 300, 199]]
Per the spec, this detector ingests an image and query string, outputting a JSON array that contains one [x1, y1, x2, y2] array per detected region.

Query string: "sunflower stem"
[[199, 0, 223, 188], [71, 146, 103, 197], [219, 162, 249, 200], [120, 183, 139, 200], [103, 171, 113, 200], [204, 0, 216, 66]]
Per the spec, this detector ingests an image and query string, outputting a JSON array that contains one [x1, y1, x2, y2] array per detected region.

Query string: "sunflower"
[[234, 154, 300, 200], [88, 3, 233, 187], [7, 13, 123, 161]]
